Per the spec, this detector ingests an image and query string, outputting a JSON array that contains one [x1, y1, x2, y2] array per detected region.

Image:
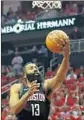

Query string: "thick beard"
[[26, 72, 43, 84]]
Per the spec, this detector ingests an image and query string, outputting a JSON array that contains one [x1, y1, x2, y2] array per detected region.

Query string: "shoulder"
[[43, 79, 53, 98], [10, 83, 22, 92], [43, 78, 52, 89]]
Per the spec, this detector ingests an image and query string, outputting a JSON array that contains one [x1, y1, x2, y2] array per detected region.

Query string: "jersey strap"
[[19, 85, 29, 98]]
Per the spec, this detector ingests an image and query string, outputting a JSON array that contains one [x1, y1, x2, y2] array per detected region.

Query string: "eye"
[[35, 66, 37, 68], [35, 66, 38, 69], [30, 66, 33, 70]]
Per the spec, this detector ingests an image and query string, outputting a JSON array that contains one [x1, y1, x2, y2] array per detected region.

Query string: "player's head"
[[24, 62, 43, 84]]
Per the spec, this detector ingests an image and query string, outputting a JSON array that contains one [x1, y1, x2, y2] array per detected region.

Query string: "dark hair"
[[24, 62, 33, 66]]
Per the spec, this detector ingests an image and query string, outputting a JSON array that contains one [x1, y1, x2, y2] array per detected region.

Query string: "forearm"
[[53, 56, 69, 89], [10, 92, 30, 115], [55, 42, 70, 81], [56, 55, 69, 77]]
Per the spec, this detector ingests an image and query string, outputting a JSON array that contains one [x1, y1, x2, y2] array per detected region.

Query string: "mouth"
[[34, 71, 40, 75], [26, 72, 40, 81], [34, 72, 39, 75], [26, 71, 43, 84]]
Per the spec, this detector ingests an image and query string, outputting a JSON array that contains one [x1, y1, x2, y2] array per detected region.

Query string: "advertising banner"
[[2, 15, 83, 34]]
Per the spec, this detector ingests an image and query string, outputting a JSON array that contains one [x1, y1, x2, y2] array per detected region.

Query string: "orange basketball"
[[45, 30, 69, 53]]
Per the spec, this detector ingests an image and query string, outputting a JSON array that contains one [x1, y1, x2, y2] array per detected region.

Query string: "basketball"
[[45, 30, 69, 53]]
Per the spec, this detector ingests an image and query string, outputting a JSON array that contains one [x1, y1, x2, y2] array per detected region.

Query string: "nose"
[[34, 69, 38, 72]]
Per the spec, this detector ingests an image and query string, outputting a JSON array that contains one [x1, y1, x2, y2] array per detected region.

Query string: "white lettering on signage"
[[1, 18, 76, 34], [32, 1, 62, 9], [37, 18, 76, 29]]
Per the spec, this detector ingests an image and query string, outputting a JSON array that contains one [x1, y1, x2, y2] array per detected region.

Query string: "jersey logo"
[[24, 88, 28, 91], [28, 93, 45, 102]]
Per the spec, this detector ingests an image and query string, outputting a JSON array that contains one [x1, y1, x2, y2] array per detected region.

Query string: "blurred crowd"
[[2, 44, 48, 58], [48, 66, 84, 120], [62, 2, 84, 16], [1, 1, 84, 25], [1, 65, 84, 120]]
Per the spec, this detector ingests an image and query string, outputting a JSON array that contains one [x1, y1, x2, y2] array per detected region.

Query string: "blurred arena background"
[[1, 1, 84, 120]]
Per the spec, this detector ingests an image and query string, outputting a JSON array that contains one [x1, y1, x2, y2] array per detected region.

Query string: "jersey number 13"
[[31, 104, 40, 116]]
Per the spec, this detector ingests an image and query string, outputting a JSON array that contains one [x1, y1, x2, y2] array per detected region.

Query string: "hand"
[[62, 39, 70, 58], [5, 115, 17, 120], [56, 38, 70, 57], [28, 80, 40, 97]]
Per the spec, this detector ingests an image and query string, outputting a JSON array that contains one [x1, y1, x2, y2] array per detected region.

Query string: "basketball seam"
[[48, 37, 57, 44], [46, 37, 57, 52], [47, 36, 63, 52], [50, 38, 63, 49]]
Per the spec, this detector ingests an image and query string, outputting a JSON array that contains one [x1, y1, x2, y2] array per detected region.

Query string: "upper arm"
[[9, 84, 21, 107], [43, 77, 62, 101]]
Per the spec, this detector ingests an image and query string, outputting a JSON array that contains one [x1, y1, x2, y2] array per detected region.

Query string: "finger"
[[30, 87, 39, 95], [56, 39, 66, 48], [33, 89, 39, 93], [60, 39, 66, 45], [32, 80, 37, 83], [31, 80, 37, 85], [65, 39, 69, 44], [37, 83, 40, 87], [61, 39, 69, 46], [34, 84, 40, 88], [33, 87, 39, 92], [32, 82, 40, 86], [56, 43, 63, 49], [28, 87, 39, 96], [31, 83, 40, 88], [30, 84, 40, 91], [31, 85, 40, 91], [56, 39, 63, 45], [33, 83, 40, 88]]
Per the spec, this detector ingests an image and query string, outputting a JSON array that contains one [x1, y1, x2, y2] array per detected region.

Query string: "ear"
[[23, 66, 28, 79], [24, 73, 27, 79]]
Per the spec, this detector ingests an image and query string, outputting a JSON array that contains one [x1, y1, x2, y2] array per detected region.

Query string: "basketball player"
[[9, 39, 70, 120]]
